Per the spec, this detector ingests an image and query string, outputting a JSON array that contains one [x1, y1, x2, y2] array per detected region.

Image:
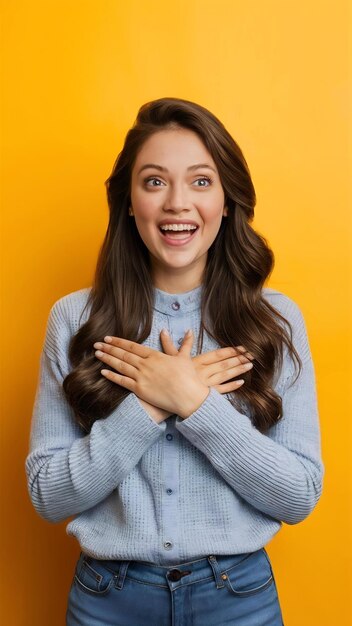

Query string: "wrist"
[[179, 384, 210, 420], [138, 398, 171, 423]]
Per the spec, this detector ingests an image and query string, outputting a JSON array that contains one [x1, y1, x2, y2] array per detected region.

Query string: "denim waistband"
[[81, 550, 262, 589]]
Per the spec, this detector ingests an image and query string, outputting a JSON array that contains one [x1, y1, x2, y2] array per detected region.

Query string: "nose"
[[163, 182, 192, 213]]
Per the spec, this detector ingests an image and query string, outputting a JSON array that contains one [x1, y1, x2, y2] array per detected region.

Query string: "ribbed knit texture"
[[25, 285, 324, 565]]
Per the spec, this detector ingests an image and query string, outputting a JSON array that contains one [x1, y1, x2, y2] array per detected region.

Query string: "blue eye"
[[195, 177, 212, 187], [144, 177, 164, 187], [144, 176, 212, 187]]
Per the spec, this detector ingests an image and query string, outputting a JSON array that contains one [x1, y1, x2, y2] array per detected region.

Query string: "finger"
[[213, 379, 245, 393], [94, 342, 141, 368], [100, 369, 136, 391], [95, 350, 138, 378], [159, 329, 179, 356], [178, 329, 194, 356], [196, 353, 253, 380], [194, 346, 253, 366], [209, 361, 253, 385], [236, 345, 255, 360], [103, 336, 153, 359], [193, 347, 234, 365]]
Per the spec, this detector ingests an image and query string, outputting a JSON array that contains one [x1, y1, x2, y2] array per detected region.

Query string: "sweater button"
[[171, 301, 180, 310], [166, 434, 173, 441], [163, 541, 173, 550]]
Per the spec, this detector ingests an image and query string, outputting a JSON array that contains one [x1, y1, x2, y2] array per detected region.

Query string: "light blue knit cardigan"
[[25, 285, 324, 565]]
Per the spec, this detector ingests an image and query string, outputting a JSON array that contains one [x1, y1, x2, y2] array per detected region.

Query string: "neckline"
[[153, 284, 203, 315]]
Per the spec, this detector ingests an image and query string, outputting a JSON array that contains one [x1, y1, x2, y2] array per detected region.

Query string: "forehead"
[[132, 128, 215, 170]]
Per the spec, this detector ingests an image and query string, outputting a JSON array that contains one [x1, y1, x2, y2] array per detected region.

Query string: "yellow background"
[[1, 1, 350, 624]]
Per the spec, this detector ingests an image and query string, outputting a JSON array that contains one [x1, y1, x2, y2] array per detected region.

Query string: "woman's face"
[[130, 127, 227, 292]]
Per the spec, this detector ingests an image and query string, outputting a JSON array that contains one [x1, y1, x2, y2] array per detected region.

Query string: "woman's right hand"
[[160, 330, 254, 394]]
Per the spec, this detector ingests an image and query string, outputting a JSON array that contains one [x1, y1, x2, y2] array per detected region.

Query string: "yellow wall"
[[1, 1, 350, 624]]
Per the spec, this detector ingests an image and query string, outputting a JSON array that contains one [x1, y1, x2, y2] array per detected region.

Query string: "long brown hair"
[[63, 97, 301, 434]]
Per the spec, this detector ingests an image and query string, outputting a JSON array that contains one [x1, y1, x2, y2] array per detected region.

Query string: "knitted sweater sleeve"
[[25, 295, 166, 524], [176, 295, 324, 525]]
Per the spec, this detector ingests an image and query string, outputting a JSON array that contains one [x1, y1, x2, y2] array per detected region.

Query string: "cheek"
[[199, 189, 225, 219], [133, 210, 159, 245], [131, 194, 160, 221], [203, 205, 226, 228]]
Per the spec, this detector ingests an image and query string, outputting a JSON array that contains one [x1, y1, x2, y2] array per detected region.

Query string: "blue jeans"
[[66, 548, 285, 625]]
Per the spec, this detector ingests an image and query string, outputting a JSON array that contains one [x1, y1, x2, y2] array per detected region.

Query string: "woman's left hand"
[[93, 332, 209, 419]]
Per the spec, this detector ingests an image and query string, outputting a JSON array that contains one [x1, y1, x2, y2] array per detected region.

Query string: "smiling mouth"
[[159, 226, 199, 239], [158, 225, 199, 245], [159, 230, 197, 239]]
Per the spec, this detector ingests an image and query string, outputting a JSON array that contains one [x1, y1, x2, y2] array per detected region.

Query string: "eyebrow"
[[137, 163, 217, 175]]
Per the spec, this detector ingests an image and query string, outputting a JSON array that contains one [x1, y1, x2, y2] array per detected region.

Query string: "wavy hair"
[[63, 97, 301, 434]]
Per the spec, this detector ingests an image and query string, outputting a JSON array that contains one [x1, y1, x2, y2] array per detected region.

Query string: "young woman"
[[26, 97, 324, 626]]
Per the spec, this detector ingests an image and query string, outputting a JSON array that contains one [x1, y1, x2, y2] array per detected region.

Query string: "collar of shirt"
[[153, 284, 203, 316]]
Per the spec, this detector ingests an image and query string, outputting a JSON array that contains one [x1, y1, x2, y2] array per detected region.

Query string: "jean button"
[[166, 434, 173, 441], [167, 569, 182, 581], [166, 488, 173, 495], [171, 301, 180, 311], [167, 568, 192, 581], [164, 541, 173, 550], [177, 338, 183, 345]]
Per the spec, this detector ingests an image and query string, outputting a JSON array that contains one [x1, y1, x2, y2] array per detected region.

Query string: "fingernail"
[[104, 336, 112, 342], [161, 328, 169, 336], [186, 329, 193, 336]]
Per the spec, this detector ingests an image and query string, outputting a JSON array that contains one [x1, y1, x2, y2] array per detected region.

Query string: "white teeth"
[[160, 224, 197, 231]]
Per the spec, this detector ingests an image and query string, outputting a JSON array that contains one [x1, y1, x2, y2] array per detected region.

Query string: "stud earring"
[[128, 207, 134, 216]]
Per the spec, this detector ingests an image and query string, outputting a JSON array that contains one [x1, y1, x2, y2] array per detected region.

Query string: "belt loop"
[[113, 560, 130, 590], [207, 555, 225, 589]]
